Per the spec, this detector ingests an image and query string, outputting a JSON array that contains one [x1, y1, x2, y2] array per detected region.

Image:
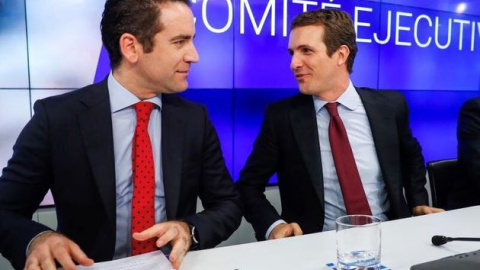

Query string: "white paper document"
[[60, 251, 174, 270]]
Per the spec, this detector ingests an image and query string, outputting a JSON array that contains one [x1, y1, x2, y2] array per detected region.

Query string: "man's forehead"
[[157, 2, 195, 33], [158, 1, 193, 18], [290, 25, 323, 40], [291, 24, 324, 35]]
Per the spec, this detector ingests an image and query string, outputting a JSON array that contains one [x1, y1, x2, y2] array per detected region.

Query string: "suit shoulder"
[[356, 87, 404, 97], [165, 94, 204, 108], [356, 87, 406, 104], [163, 94, 208, 118], [41, 81, 106, 106], [267, 93, 310, 111], [461, 97, 480, 112]]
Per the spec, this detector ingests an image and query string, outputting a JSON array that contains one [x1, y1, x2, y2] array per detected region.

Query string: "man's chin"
[[298, 87, 313, 95], [164, 89, 187, 94], [164, 83, 188, 94]]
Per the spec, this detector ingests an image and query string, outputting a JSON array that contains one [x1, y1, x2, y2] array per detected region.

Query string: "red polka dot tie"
[[325, 102, 372, 216], [131, 101, 157, 255]]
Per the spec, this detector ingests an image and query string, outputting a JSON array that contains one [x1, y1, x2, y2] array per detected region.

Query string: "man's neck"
[[112, 68, 157, 100], [314, 76, 351, 101]]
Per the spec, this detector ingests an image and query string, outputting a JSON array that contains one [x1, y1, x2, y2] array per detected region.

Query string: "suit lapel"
[[357, 89, 400, 184], [290, 95, 325, 204], [77, 80, 116, 227], [161, 94, 184, 219]]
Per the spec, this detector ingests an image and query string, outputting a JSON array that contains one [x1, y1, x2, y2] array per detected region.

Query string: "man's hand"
[[412, 205, 445, 215], [24, 231, 94, 270], [132, 221, 191, 269], [268, 223, 303, 240]]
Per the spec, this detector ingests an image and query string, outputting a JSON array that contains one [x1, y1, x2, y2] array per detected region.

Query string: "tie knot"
[[134, 102, 154, 122], [325, 102, 339, 117]]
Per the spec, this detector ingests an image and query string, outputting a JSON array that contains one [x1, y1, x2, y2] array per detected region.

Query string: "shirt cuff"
[[26, 230, 54, 256], [265, 219, 287, 240]]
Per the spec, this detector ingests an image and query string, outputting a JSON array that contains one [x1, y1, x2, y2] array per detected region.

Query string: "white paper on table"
[[59, 251, 174, 270]]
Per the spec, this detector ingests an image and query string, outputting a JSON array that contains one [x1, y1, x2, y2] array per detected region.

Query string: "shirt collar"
[[107, 72, 162, 113], [313, 80, 360, 114]]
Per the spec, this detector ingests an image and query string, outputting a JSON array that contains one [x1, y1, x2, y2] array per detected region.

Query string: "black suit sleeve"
[[182, 105, 242, 249], [235, 104, 282, 240], [457, 98, 480, 195], [0, 100, 53, 270], [396, 94, 429, 210]]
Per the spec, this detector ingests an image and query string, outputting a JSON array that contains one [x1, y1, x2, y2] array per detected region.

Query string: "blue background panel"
[[377, 4, 480, 91], [403, 90, 479, 162], [180, 89, 234, 173], [189, 1, 235, 89], [381, 0, 480, 17], [0, 1, 29, 88], [233, 88, 298, 182]]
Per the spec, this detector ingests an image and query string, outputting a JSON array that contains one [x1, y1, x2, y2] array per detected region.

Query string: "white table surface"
[[180, 206, 480, 270]]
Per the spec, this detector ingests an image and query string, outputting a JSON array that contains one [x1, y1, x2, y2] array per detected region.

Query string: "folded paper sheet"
[[60, 251, 174, 270]]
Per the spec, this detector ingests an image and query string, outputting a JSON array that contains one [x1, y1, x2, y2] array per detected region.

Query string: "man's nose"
[[185, 43, 199, 63]]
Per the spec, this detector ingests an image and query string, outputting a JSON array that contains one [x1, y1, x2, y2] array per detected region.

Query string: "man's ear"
[[119, 33, 141, 64], [336, 45, 350, 67]]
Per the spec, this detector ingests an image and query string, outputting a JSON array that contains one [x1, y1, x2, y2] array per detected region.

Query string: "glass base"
[[337, 263, 380, 270], [337, 250, 380, 270]]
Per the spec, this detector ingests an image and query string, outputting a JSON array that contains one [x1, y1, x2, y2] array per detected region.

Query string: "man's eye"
[[174, 40, 186, 45], [301, 48, 312, 54]]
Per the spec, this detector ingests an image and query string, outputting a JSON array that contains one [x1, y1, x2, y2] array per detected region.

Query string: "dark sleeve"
[[235, 105, 282, 241], [457, 98, 480, 194], [0, 100, 53, 270], [396, 95, 429, 209], [183, 106, 242, 249]]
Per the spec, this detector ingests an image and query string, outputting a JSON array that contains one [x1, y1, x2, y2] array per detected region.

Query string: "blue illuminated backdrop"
[[0, 0, 479, 204]]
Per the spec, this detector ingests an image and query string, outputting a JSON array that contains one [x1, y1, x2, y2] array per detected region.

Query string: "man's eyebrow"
[[170, 34, 195, 41], [287, 44, 310, 53], [297, 44, 311, 49]]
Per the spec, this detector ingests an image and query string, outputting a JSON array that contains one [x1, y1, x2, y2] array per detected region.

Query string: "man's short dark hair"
[[101, 0, 190, 69], [291, 9, 357, 73]]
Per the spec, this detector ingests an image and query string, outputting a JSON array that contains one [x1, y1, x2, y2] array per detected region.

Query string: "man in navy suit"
[[0, 0, 241, 269], [453, 97, 480, 208], [236, 9, 442, 241]]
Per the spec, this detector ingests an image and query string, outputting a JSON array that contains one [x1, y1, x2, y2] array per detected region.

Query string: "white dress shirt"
[[108, 73, 167, 258]]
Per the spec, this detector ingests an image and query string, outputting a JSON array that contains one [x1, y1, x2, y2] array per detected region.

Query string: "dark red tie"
[[325, 102, 372, 216], [131, 101, 157, 255]]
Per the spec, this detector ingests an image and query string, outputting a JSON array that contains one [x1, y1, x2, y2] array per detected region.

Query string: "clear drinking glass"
[[336, 215, 381, 270]]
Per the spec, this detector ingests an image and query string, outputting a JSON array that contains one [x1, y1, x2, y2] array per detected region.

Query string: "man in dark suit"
[[453, 97, 480, 208], [236, 9, 442, 241], [0, 0, 242, 269]]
